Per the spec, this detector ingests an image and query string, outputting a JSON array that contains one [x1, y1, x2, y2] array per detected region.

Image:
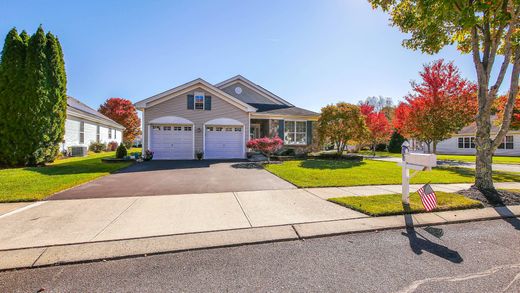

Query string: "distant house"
[[134, 75, 319, 160], [62, 96, 125, 152], [436, 117, 519, 156]]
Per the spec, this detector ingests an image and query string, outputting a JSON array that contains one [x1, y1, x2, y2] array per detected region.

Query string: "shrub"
[[375, 143, 387, 152], [388, 131, 405, 153], [143, 149, 154, 161], [246, 136, 283, 163], [89, 142, 107, 153], [116, 144, 127, 159], [107, 141, 119, 151]]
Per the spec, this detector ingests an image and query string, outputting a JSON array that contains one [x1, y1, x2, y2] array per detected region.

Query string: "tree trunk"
[[432, 141, 437, 154], [475, 111, 495, 189], [425, 142, 431, 153]]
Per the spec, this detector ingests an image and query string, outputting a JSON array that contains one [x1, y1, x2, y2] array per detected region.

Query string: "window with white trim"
[[234, 127, 242, 132], [79, 121, 85, 144], [457, 137, 475, 149], [498, 136, 514, 149], [284, 121, 307, 145], [216, 127, 223, 132], [108, 128, 112, 139], [194, 92, 204, 110], [173, 126, 182, 131], [152, 126, 161, 130], [163, 126, 172, 131], [225, 127, 233, 131], [206, 126, 214, 131], [184, 126, 192, 131]]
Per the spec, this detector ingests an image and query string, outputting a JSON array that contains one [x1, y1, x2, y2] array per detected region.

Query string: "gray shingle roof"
[[67, 96, 124, 129], [254, 105, 319, 116]]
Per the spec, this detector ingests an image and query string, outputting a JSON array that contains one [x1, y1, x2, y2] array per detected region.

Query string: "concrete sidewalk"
[[0, 182, 519, 270]]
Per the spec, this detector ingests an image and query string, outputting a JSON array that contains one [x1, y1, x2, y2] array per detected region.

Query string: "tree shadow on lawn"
[[20, 157, 133, 176], [401, 205, 463, 263], [299, 159, 366, 170]]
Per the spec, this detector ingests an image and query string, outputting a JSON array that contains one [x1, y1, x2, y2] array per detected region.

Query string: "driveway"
[[49, 160, 295, 200]]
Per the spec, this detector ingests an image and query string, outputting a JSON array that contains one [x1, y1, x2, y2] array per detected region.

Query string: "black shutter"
[[187, 95, 194, 110], [307, 121, 313, 145], [205, 96, 212, 110], [278, 120, 284, 140]]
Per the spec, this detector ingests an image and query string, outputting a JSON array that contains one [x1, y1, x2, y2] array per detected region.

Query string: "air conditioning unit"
[[69, 146, 88, 157]]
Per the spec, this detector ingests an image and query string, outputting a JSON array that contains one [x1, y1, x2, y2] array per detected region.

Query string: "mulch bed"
[[457, 187, 520, 207]]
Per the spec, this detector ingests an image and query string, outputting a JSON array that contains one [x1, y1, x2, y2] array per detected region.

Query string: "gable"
[[215, 75, 294, 106], [220, 81, 282, 105]]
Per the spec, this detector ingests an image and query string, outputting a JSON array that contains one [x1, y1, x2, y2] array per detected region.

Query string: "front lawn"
[[329, 192, 483, 216], [264, 159, 520, 188], [0, 150, 138, 202], [359, 150, 520, 165]]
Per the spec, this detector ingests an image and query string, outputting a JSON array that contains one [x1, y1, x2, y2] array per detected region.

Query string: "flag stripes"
[[417, 184, 437, 211]]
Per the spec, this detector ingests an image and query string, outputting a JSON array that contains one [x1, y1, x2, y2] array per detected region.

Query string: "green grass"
[[264, 159, 520, 188], [0, 149, 140, 202], [359, 150, 520, 165], [329, 192, 483, 216]]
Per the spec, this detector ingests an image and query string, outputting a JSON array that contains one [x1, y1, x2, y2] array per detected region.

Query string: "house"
[[436, 117, 520, 156], [134, 75, 319, 160], [62, 96, 125, 153]]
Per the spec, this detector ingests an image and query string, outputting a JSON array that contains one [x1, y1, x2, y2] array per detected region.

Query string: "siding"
[[63, 115, 123, 151], [143, 86, 249, 154], [437, 134, 520, 156], [220, 81, 281, 105]]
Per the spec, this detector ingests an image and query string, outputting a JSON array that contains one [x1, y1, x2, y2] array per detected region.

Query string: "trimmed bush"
[[89, 142, 107, 153], [388, 131, 405, 153], [116, 144, 127, 159], [107, 141, 119, 151]]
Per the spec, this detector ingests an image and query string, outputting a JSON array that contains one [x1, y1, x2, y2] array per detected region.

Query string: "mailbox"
[[405, 153, 437, 168]]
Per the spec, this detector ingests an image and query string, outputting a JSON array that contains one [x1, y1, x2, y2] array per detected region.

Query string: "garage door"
[[151, 125, 193, 160], [205, 126, 244, 159]]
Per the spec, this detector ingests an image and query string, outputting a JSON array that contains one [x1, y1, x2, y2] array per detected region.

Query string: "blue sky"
[[1, 0, 512, 112]]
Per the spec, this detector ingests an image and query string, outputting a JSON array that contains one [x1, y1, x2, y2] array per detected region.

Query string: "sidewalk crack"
[[233, 192, 253, 228], [90, 198, 139, 241], [31, 247, 48, 267]]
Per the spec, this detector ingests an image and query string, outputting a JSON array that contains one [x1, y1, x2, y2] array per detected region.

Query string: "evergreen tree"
[[44, 32, 67, 161], [387, 130, 405, 153], [24, 26, 49, 165], [0, 28, 27, 166]]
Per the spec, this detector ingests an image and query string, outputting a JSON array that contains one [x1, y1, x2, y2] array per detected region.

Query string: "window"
[[79, 121, 85, 144], [108, 128, 112, 139], [498, 136, 514, 149], [114, 130, 117, 139], [152, 126, 161, 130], [184, 126, 192, 131], [96, 125, 100, 142], [194, 92, 204, 110], [216, 127, 223, 132], [225, 127, 233, 132], [163, 126, 172, 131], [234, 127, 242, 132], [284, 121, 307, 145], [458, 136, 476, 149], [206, 126, 214, 131], [173, 126, 182, 131]]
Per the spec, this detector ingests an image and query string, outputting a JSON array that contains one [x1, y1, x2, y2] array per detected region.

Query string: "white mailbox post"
[[398, 141, 437, 205]]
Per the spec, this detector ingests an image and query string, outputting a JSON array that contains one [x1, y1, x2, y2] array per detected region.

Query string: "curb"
[[0, 205, 519, 272]]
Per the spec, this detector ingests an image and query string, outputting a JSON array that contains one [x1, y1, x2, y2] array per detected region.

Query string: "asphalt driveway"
[[49, 160, 296, 200]]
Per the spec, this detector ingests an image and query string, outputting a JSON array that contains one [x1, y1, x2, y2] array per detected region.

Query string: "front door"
[[250, 124, 260, 139]]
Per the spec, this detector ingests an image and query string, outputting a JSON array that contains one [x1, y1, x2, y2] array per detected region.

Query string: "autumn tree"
[[246, 136, 283, 163], [360, 103, 392, 155], [317, 102, 368, 156], [495, 92, 520, 130], [369, 0, 520, 190], [393, 60, 477, 153], [359, 96, 395, 121], [98, 98, 141, 144]]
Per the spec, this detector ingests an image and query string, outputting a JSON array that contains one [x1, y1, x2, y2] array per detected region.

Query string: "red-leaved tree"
[[495, 92, 520, 130], [246, 136, 283, 163], [393, 60, 477, 153], [360, 104, 392, 155], [99, 98, 142, 144]]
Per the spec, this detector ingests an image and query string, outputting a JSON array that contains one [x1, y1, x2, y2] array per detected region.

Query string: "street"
[[1, 219, 519, 292]]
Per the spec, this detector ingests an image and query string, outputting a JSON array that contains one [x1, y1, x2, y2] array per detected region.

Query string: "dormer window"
[[194, 92, 204, 110]]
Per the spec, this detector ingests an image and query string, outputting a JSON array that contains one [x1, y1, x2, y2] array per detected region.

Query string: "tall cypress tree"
[[44, 32, 67, 161], [24, 26, 49, 165], [0, 28, 28, 166]]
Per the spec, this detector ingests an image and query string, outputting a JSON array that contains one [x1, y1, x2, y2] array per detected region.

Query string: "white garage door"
[[205, 126, 244, 159], [151, 125, 193, 160]]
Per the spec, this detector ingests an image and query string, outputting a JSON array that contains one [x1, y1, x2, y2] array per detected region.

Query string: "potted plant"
[[143, 149, 154, 161], [195, 150, 204, 160]]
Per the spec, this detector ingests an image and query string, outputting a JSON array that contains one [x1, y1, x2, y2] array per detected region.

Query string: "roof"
[[456, 115, 520, 135], [67, 96, 125, 129], [215, 75, 294, 107], [134, 78, 257, 112], [254, 105, 319, 117]]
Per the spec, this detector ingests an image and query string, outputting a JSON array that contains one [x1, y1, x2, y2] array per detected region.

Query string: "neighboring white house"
[[436, 117, 520, 156], [62, 96, 125, 152]]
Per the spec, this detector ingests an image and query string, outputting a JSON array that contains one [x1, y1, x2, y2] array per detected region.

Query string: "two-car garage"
[[148, 116, 245, 160]]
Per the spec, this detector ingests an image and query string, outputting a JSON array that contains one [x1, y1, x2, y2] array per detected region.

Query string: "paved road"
[[50, 160, 295, 200], [1, 219, 519, 292]]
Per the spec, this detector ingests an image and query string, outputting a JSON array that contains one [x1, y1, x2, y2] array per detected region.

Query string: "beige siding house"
[[135, 75, 319, 160]]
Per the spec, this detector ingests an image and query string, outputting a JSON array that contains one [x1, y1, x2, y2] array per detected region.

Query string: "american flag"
[[417, 184, 437, 211]]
